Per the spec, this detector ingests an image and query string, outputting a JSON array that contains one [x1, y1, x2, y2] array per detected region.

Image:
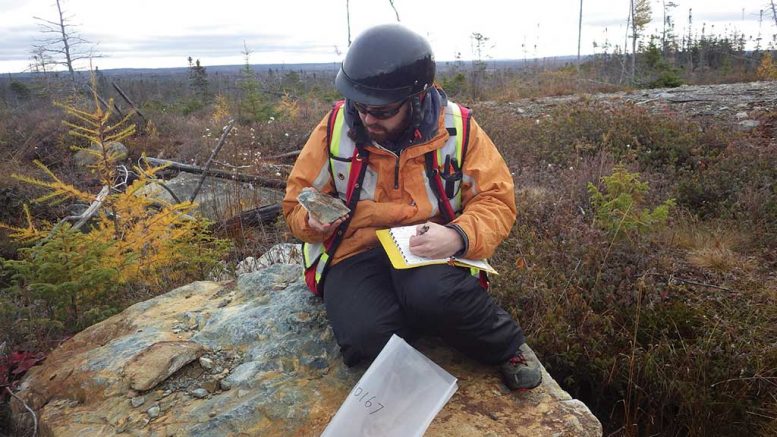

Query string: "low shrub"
[[485, 102, 776, 436], [492, 178, 776, 435], [477, 99, 734, 174], [588, 165, 674, 239]]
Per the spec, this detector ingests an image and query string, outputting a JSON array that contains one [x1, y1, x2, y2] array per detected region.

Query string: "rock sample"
[[297, 187, 350, 224], [10, 249, 602, 436]]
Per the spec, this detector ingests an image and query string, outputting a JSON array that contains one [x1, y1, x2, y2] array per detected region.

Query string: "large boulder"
[[73, 141, 128, 168], [135, 172, 283, 221], [10, 249, 602, 436]]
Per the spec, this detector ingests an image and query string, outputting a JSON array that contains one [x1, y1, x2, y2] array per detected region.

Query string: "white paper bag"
[[322, 335, 458, 437]]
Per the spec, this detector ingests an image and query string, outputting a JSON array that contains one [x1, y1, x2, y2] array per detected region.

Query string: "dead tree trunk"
[[54, 0, 75, 82], [771, 1, 777, 28], [144, 158, 287, 190]]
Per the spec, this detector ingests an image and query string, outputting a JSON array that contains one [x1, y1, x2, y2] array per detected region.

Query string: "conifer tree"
[[188, 57, 210, 103]]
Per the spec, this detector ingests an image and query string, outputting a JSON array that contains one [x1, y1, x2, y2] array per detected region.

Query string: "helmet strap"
[[409, 93, 424, 141]]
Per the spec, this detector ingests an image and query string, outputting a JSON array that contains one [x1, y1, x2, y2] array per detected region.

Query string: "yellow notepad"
[[376, 226, 497, 274]]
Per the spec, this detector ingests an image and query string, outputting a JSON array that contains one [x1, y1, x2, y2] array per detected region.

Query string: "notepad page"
[[389, 226, 449, 265], [388, 225, 497, 273]]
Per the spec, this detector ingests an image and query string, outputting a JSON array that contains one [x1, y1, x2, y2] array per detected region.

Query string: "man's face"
[[354, 99, 410, 143]]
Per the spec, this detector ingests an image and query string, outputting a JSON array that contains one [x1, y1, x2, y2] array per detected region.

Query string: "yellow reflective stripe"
[[452, 104, 464, 209], [451, 104, 464, 166], [303, 242, 312, 267], [315, 252, 330, 282], [330, 108, 345, 156], [303, 242, 324, 268], [329, 107, 347, 179], [438, 103, 464, 213]]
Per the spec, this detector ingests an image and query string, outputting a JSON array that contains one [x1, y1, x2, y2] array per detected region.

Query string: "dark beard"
[[364, 123, 407, 145]]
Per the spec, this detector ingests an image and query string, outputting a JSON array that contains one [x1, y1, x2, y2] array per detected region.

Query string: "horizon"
[[3, 55, 586, 78], [0, 0, 770, 75]]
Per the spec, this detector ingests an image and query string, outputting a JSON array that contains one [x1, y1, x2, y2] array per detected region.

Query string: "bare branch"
[[191, 120, 236, 202], [40, 185, 111, 241], [388, 0, 401, 21], [111, 81, 146, 121], [4, 387, 38, 437], [771, 1, 777, 28], [32, 0, 99, 80], [72, 185, 110, 230], [33, 16, 63, 28], [346, 0, 352, 46]]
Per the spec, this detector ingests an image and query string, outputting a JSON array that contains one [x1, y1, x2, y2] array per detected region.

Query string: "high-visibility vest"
[[302, 99, 474, 296]]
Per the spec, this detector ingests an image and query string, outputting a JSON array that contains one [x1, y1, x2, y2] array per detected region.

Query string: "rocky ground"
[[8, 247, 602, 437], [479, 80, 775, 133]]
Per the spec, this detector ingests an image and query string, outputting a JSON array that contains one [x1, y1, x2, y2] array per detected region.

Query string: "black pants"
[[323, 246, 525, 367]]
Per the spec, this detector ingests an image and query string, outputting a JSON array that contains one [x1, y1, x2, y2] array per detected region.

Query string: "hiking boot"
[[499, 343, 542, 391]]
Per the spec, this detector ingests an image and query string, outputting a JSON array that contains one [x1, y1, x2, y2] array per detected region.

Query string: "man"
[[283, 24, 541, 391]]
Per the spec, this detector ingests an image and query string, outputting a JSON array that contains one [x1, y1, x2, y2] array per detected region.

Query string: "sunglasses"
[[353, 100, 407, 120]]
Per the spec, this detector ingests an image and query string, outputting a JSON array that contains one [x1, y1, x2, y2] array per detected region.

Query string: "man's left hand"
[[408, 222, 463, 259]]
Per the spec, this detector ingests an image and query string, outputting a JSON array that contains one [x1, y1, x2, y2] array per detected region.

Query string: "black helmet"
[[336, 24, 435, 106]]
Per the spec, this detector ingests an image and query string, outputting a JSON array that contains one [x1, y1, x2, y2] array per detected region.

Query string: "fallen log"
[[111, 81, 147, 121], [261, 150, 301, 161], [144, 157, 287, 190], [215, 203, 282, 232]]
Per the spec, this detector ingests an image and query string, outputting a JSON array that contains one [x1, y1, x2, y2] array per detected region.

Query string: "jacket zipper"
[[372, 142, 402, 190], [372, 134, 447, 191], [393, 155, 400, 190]]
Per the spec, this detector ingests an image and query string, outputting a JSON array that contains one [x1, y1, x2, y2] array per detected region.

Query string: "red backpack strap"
[[318, 147, 369, 282], [425, 152, 457, 223], [425, 102, 473, 223], [326, 100, 346, 147]]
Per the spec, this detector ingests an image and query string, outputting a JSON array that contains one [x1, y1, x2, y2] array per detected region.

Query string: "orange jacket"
[[283, 102, 516, 266]]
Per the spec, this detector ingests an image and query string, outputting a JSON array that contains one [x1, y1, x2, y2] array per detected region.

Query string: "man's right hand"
[[308, 214, 348, 234]]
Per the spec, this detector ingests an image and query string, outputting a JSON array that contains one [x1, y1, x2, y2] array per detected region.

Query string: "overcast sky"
[[0, 0, 771, 73]]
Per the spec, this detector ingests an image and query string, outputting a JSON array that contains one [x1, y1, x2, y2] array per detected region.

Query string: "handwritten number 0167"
[[353, 386, 385, 414]]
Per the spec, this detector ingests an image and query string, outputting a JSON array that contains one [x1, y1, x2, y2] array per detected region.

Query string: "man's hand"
[[308, 214, 348, 234], [408, 222, 463, 259]]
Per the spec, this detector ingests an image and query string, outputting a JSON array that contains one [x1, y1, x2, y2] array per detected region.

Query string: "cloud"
[[585, 18, 629, 28], [0, 26, 40, 61], [691, 11, 756, 23], [0, 23, 106, 62], [89, 33, 335, 60]]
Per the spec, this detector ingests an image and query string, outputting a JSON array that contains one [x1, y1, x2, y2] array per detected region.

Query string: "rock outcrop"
[[11, 248, 602, 436], [482, 80, 775, 131], [135, 172, 282, 221]]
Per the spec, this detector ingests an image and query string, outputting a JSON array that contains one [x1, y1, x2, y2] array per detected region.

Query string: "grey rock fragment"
[[190, 388, 209, 399], [130, 396, 145, 408], [147, 404, 160, 418], [199, 357, 214, 370], [738, 120, 760, 131]]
